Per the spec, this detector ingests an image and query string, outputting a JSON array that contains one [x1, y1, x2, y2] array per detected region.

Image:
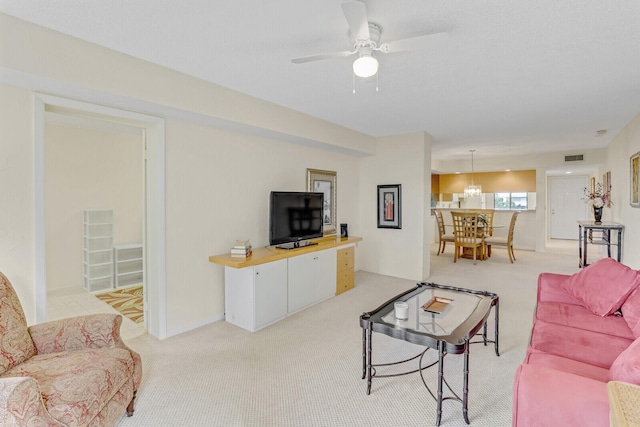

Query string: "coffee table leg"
[[366, 327, 373, 395], [494, 301, 500, 357], [436, 341, 445, 426], [361, 327, 366, 380], [482, 322, 488, 346], [463, 339, 470, 424]]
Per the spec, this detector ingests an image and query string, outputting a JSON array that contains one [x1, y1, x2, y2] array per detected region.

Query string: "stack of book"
[[230, 240, 252, 258]]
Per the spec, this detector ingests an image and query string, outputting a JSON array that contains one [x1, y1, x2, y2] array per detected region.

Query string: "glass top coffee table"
[[359, 282, 499, 426]]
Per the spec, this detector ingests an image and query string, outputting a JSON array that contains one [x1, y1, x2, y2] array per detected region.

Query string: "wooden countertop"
[[209, 236, 363, 268]]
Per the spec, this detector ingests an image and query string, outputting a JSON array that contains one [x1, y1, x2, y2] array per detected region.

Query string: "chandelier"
[[464, 150, 482, 198]]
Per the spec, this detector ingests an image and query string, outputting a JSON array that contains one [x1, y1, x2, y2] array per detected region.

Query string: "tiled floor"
[[47, 287, 147, 341]]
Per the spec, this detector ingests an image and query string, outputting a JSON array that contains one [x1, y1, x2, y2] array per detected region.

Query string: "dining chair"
[[434, 209, 455, 255], [451, 211, 486, 265], [479, 209, 495, 256], [484, 211, 520, 263]]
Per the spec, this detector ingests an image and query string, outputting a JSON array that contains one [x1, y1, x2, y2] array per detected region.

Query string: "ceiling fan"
[[291, 1, 448, 78]]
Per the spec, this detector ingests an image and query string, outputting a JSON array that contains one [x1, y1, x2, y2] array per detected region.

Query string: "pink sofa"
[[513, 258, 640, 426], [0, 272, 142, 426]]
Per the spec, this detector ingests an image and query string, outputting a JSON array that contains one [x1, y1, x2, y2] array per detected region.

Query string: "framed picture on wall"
[[377, 184, 402, 229], [306, 169, 337, 235], [631, 152, 640, 208]]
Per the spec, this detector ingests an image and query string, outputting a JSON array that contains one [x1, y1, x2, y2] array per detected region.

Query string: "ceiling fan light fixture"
[[353, 54, 378, 78]]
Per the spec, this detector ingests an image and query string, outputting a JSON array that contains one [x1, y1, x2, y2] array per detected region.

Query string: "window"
[[494, 192, 527, 210]]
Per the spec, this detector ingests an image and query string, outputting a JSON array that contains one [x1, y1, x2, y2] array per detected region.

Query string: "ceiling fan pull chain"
[[376, 73, 379, 92], [352, 73, 356, 94]]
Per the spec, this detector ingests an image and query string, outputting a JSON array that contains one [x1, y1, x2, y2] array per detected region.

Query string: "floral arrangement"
[[583, 182, 611, 208]]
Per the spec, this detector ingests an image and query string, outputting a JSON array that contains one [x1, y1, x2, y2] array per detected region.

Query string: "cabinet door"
[[314, 248, 336, 301], [288, 249, 337, 313], [287, 252, 316, 314], [254, 259, 288, 329]]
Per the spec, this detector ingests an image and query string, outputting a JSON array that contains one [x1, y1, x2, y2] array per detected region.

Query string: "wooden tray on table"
[[421, 297, 454, 314]]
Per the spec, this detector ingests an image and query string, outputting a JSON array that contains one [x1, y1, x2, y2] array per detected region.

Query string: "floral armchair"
[[0, 272, 142, 426]]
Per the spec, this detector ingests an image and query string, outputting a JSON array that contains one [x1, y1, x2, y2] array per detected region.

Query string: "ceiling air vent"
[[564, 154, 584, 162]]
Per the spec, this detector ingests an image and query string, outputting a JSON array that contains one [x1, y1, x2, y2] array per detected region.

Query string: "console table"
[[209, 236, 362, 332], [577, 221, 624, 268]]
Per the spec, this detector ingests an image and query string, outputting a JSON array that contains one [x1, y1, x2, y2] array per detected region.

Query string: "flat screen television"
[[269, 191, 324, 249]]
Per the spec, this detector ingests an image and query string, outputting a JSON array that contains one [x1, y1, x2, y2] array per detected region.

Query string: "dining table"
[[444, 222, 504, 260]]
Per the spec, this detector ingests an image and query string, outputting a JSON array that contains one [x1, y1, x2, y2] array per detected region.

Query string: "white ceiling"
[[2, 1, 640, 161]]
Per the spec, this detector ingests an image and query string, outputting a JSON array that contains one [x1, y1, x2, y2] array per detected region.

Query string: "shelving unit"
[[113, 243, 144, 288], [83, 210, 114, 292]]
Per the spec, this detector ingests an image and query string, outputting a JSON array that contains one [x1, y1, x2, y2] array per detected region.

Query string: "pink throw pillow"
[[560, 258, 640, 316], [622, 287, 640, 338], [609, 336, 640, 384]]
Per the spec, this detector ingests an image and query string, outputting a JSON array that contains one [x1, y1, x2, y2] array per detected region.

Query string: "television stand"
[[276, 240, 318, 250]]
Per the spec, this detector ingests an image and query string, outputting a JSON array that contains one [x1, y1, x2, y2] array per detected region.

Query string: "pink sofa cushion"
[[535, 301, 634, 339], [0, 273, 36, 375], [524, 348, 610, 382], [537, 272, 581, 305], [529, 320, 632, 369], [622, 286, 640, 337], [609, 336, 640, 385], [512, 364, 610, 427], [560, 258, 640, 316]]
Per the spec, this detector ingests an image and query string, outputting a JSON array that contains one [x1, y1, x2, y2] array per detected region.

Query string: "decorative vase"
[[593, 206, 603, 224]]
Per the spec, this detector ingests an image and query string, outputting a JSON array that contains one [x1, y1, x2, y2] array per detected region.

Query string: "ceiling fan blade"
[[379, 32, 448, 53], [291, 50, 356, 64], [341, 1, 370, 41]]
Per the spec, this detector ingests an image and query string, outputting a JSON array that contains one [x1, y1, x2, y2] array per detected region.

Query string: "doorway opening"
[[34, 94, 167, 339]]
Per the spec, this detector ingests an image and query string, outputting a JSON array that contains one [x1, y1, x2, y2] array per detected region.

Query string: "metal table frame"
[[359, 282, 499, 426], [577, 221, 624, 268]]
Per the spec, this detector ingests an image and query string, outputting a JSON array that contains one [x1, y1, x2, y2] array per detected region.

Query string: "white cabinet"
[[211, 238, 361, 332], [287, 248, 336, 314], [113, 243, 144, 288], [224, 259, 288, 332], [83, 210, 114, 292]]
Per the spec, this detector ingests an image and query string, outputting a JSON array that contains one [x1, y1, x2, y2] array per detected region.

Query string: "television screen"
[[270, 192, 324, 247]]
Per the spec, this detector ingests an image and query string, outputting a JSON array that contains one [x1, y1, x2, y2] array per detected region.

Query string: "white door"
[[549, 176, 588, 239]]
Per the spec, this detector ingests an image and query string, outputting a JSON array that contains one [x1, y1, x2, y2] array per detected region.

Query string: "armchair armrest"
[[28, 313, 126, 354], [0, 377, 65, 426], [28, 314, 143, 390]]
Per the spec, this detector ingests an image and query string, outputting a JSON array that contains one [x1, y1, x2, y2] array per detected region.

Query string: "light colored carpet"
[[96, 285, 144, 324], [116, 245, 580, 427]]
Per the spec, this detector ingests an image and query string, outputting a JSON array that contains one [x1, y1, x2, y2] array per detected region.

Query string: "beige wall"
[[44, 123, 143, 291], [163, 119, 362, 333], [605, 113, 640, 269], [0, 84, 36, 319], [359, 132, 432, 281]]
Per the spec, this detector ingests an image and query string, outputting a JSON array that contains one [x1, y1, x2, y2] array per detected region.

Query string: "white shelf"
[[83, 209, 114, 292], [114, 243, 144, 289]]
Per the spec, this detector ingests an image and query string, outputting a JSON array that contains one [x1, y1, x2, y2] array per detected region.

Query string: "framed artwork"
[[377, 184, 402, 229], [631, 152, 640, 208], [306, 169, 337, 235]]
